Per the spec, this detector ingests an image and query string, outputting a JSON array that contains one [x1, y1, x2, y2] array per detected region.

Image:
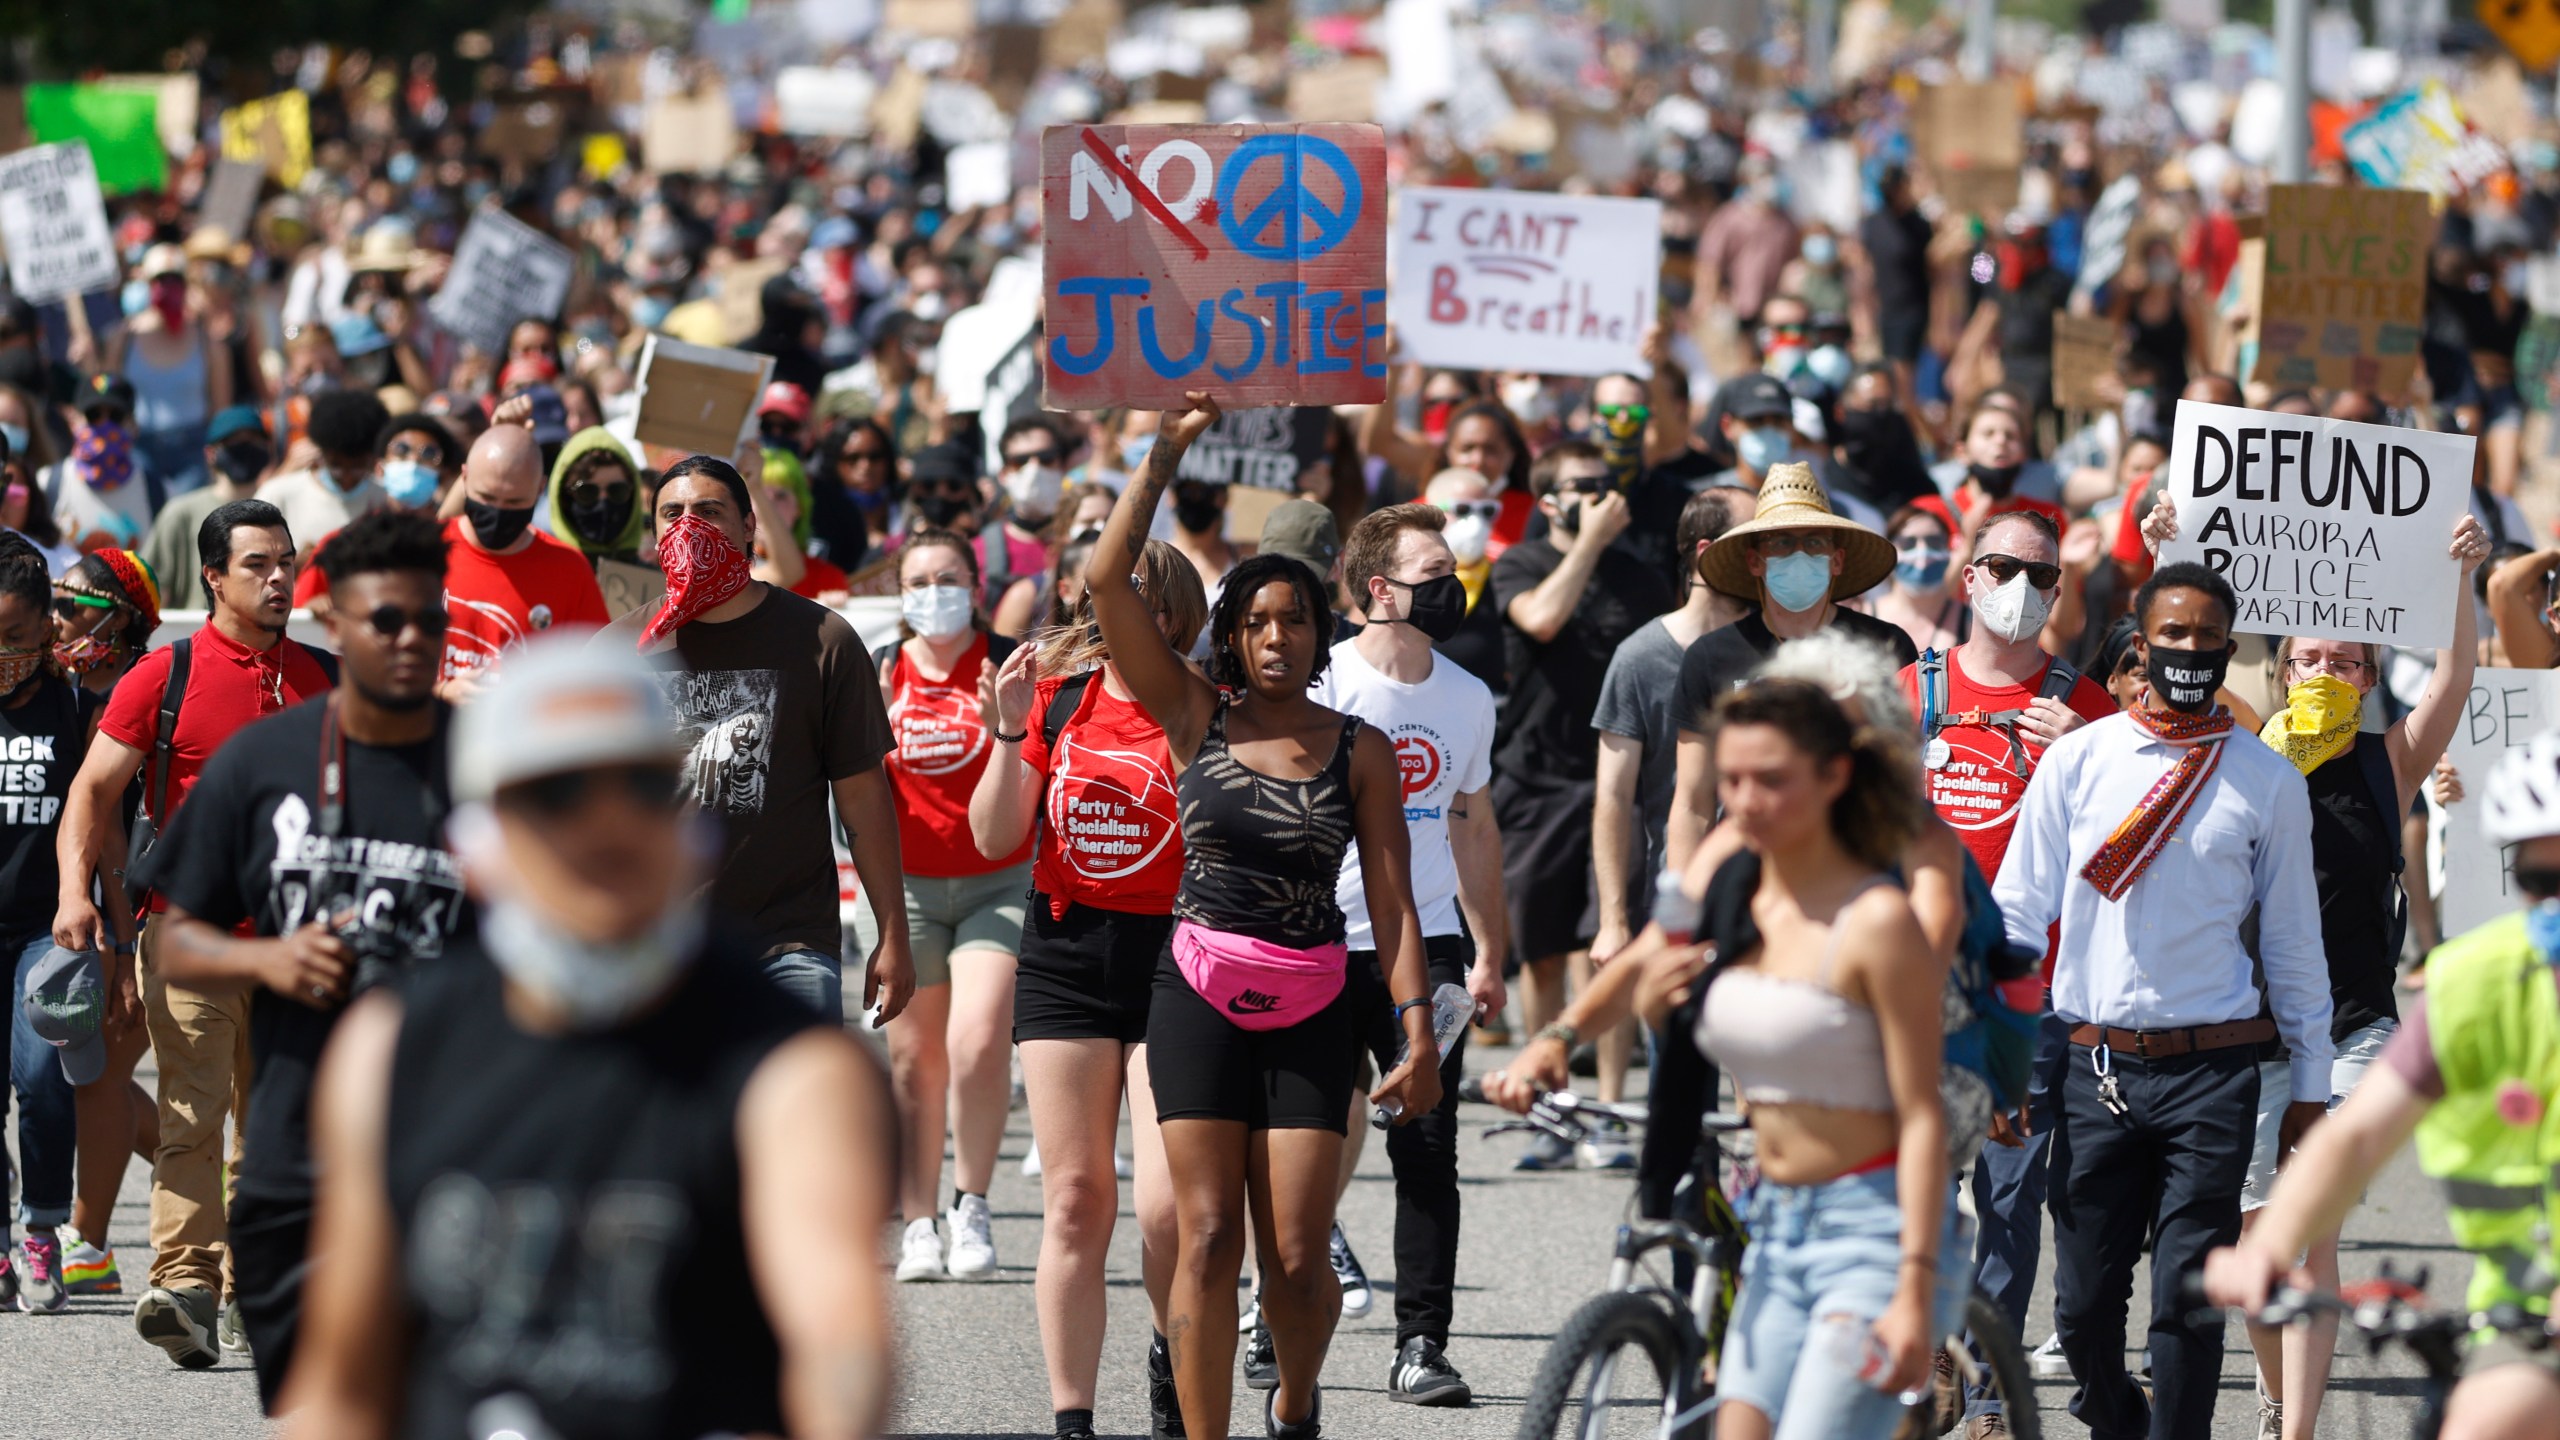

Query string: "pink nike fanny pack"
[[1171, 921, 1348, 1031]]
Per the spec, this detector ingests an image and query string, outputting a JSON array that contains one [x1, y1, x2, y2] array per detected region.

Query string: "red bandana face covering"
[[641, 513, 753, 650]]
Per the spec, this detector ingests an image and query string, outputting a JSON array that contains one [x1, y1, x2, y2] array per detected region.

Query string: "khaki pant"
[[138, 916, 251, 1296]]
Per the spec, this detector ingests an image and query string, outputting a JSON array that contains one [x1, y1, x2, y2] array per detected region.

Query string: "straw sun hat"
[[1696, 462, 1896, 603]]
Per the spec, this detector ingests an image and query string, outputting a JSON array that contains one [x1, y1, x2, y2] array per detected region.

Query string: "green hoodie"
[[547, 427, 648, 557]]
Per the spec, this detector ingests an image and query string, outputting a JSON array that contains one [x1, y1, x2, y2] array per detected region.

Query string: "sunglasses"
[[913, 477, 975, 496], [85, 408, 129, 426], [2517, 865, 2560, 902], [1443, 500, 1501, 523], [385, 438, 445, 466], [1892, 534, 1950, 554], [569, 478, 633, 507], [1974, 554, 2062, 590], [359, 603, 450, 639], [1594, 403, 1650, 422], [504, 764, 686, 817], [841, 448, 890, 466], [1560, 474, 1612, 496], [52, 593, 114, 622], [1006, 446, 1064, 468], [1755, 533, 1836, 557]]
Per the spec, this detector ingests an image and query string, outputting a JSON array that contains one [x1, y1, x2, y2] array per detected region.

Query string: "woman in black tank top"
[[1088, 395, 1443, 1440]]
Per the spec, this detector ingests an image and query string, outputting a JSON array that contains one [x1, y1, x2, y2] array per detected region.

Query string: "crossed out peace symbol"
[[1214, 132, 1364, 262]]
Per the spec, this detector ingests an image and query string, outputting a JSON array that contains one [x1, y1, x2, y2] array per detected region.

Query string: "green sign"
[[24, 85, 165, 196]]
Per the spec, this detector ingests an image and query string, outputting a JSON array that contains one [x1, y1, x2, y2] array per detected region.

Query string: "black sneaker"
[[1242, 1319, 1280, 1390], [1329, 1224, 1373, 1319], [1149, 1332, 1186, 1439], [1388, 1335, 1473, 1406], [1265, 1382, 1322, 1439]]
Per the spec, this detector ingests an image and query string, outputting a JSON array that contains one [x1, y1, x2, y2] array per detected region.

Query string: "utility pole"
[[1961, 0, 1995, 81], [2273, 0, 2311, 182]]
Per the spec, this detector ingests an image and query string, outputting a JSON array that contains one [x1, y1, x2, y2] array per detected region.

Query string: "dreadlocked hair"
[[1206, 552, 1335, 693], [1031, 538, 1206, 680], [1708, 675, 1926, 871]]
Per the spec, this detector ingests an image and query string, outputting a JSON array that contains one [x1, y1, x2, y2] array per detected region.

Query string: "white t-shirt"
[[1310, 636, 1497, 949]]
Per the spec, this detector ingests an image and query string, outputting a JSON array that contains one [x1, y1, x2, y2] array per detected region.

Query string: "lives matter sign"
[[1387, 187, 1661, 377], [2434, 668, 2560, 938], [2161, 399, 2474, 648], [1042, 124, 1387, 410], [0, 142, 119, 302], [430, 208, 577, 357]]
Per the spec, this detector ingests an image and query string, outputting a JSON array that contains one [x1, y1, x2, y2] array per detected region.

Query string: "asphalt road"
[[0, 1040, 2463, 1438]]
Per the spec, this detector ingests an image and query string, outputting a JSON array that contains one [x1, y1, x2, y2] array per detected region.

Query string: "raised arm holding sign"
[[2157, 400, 2476, 649]]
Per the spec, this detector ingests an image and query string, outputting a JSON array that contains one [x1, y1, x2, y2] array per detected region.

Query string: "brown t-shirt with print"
[[606, 585, 892, 956]]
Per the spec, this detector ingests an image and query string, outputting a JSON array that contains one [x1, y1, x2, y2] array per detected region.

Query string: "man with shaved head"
[[437, 424, 607, 698]]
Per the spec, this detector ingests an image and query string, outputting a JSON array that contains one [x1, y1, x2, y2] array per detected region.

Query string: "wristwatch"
[[1533, 1022, 1581, 1049]]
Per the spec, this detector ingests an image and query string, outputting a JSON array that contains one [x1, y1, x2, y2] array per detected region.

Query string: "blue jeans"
[[764, 947, 843, 1023], [1718, 1166, 1972, 1440], [1965, 1009, 2073, 1415], [5, 932, 77, 1229]]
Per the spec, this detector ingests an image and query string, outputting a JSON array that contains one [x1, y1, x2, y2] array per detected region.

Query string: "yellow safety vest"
[[2412, 912, 2560, 1314]]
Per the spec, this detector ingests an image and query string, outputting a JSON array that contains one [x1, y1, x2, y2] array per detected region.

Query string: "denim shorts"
[[2241, 1018, 2396, 1211], [1717, 1166, 1973, 1440]]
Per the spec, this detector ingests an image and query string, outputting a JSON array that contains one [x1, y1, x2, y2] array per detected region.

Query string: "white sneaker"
[[895, 1217, 943, 1282], [1021, 1141, 1043, 1177], [2030, 1332, 2069, 1380], [945, 1194, 998, 1279]]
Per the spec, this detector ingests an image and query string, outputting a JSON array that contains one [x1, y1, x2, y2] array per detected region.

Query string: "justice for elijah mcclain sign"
[[2160, 400, 2475, 649]]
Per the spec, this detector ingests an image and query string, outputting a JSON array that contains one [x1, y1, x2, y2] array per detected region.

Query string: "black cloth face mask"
[[1968, 461, 2025, 498], [2146, 643, 2232, 714], [1384, 573, 1466, 641], [465, 499, 537, 550]]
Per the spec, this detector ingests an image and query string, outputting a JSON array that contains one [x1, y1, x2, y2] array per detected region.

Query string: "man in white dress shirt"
[[1993, 559, 2332, 1440]]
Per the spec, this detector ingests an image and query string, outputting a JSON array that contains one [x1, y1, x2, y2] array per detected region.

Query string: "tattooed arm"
[[1084, 393, 1223, 761]]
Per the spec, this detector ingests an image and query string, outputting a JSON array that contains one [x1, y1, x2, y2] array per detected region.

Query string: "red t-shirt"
[[884, 635, 1032, 878], [791, 555, 851, 600], [1908, 491, 2067, 540], [101, 622, 337, 910], [291, 533, 335, 605], [440, 517, 611, 683], [1020, 671, 1183, 917], [1486, 487, 1537, 564], [1899, 650, 2118, 994]]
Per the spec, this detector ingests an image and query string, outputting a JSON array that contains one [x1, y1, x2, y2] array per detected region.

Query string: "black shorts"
[[228, 1189, 312, 1414], [1146, 950, 1357, 1133], [1880, 309, 1928, 365], [1494, 770, 1598, 969], [1013, 896, 1176, 1045]]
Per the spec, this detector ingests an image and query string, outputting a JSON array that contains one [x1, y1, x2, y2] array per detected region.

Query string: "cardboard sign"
[[595, 556, 668, 621], [1287, 60, 1386, 124], [1045, 0, 1123, 68], [200, 158, 265, 244], [220, 92, 311, 188], [1916, 81, 2022, 219], [2160, 399, 2475, 648], [0, 143, 120, 302], [1174, 406, 1333, 491], [2050, 311, 2118, 411], [632, 336, 775, 458], [429, 208, 577, 356], [2435, 668, 2560, 937], [2251, 183, 2432, 395], [1040, 123, 1388, 410], [642, 92, 740, 175], [477, 99, 568, 167], [886, 0, 975, 36], [1387, 187, 1660, 379], [714, 257, 790, 345]]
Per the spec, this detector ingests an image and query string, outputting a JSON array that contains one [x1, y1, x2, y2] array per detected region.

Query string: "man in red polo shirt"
[[53, 496, 336, 1369], [438, 426, 607, 699]]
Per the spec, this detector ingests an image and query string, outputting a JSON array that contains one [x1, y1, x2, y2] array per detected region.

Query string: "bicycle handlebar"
[[1454, 1076, 1748, 1143], [2180, 1267, 2556, 1367]]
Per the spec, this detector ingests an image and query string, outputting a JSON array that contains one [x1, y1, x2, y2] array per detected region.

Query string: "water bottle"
[[1370, 982, 1474, 1129], [1815, 1316, 1929, 1407]]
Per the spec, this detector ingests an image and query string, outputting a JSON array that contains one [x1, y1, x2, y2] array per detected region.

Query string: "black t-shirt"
[[1860, 206, 1934, 312], [1491, 534, 1676, 782], [1995, 269, 2077, 405], [149, 698, 468, 1201], [1675, 606, 1921, 732], [2306, 732, 2400, 1043], [0, 677, 99, 939], [1437, 583, 1508, 694]]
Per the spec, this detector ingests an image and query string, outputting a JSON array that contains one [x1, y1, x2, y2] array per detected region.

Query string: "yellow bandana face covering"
[[2259, 673, 2362, 775]]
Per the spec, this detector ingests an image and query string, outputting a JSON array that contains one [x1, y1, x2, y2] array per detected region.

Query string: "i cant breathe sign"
[[2161, 400, 2475, 649]]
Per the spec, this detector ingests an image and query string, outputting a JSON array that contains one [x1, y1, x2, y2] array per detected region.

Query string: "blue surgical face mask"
[[1736, 425, 1792, 474], [1807, 344, 1853, 389], [387, 152, 418, 187], [632, 295, 674, 331], [120, 280, 149, 318], [1762, 549, 1834, 613], [1120, 434, 1156, 471], [2530, 898, 2560, 964], [0, 422, 28, 459], [1894, 549, 1950, 591], [1803, 235, 1838, 267], [377, 458, 440, 509]]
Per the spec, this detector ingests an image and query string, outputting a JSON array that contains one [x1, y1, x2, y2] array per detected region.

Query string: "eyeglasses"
[[1974, 554, 2062, 590], [1442, 500, 1501, 523], [2284, 655, 2372, 679], [384, 437, 444, 467], [1755, 533, 1836, 558], [503, 764, 686, 817], [359, 603, 450, 639], [52, 592, 114, 621], [2517, 864, 2560, 902]]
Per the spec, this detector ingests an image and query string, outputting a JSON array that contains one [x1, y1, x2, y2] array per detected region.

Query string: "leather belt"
[[2065, 1018, 2277, 1059]]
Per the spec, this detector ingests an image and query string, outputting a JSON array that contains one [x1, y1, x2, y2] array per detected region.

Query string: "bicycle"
[[2203, 1266, 2558, 1440], [1466, 1081, 2042, 1440]]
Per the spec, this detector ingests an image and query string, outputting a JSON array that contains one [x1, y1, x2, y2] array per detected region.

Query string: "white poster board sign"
[[776, 66, 877, 138], [429, 208, 576, 356], [0, 142, 119, 301], [2434, 668, 2560, 937], [944, 139, 1013, 212], [2160, 400, 2474, 649], [1388, 187, 1661, 378]]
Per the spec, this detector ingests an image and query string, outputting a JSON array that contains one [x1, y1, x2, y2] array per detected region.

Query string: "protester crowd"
[[2, 6, 2560, 1440]]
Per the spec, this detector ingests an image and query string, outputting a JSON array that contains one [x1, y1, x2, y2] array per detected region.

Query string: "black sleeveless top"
[[2306, 731, 2400, 1042], [1175, 701, 1362, 949], [383, 938, 819, 1440]]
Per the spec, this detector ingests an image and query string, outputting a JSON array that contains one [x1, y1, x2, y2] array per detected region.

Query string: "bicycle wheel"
[[1516, 1289, 1706, 1440], [1957, 1289, 2043, 1440]]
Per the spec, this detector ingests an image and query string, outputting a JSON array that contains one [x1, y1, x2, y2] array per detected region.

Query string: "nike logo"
[[1227, 988, 1282, 1015]]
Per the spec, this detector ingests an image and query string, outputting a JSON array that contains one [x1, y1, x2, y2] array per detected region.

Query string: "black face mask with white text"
[[2145, 643, 2232, 714]]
